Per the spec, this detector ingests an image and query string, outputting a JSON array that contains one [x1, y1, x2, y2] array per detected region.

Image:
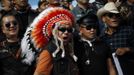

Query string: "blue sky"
[[29, 0, 95, 9], [29, 0, 38, 9]]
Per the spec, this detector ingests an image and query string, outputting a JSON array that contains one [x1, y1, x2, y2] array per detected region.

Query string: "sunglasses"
[[81, 25, 97, 30], [5, 21, 18, 28], [105, 13, 120, 18], [58, 27, 74, 33]]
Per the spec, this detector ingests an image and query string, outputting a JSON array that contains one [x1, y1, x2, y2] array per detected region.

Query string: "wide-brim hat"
[[97, 2, 119, 19]]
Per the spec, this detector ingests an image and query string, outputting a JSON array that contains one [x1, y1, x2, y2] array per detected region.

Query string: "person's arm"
[[116, 47, 131, 56], [107, 58, 117, 75], [34, 50, 53, 75]]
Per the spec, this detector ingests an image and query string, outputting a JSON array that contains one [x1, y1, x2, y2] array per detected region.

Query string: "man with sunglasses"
[[97, 2, 134, 75], [74, 13, 116, 75]]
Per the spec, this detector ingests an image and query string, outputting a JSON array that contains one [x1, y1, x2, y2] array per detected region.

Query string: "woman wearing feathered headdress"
[[21, 7, 78, 75]]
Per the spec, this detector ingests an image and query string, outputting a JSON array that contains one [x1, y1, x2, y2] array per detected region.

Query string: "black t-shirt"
[[74, 38, 111, 75], [0, 41, 31, 75]]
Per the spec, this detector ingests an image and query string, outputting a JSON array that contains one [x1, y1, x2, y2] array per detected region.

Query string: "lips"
[[63, 36, 68, 40], [112, 20, 118, 24], [112, 20, 117, 22], [9, 28, 16, 31]]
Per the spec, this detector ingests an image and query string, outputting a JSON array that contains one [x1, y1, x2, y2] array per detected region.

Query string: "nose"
[[10, 23, 14, 27], [10, 22, 16, 27], [90, 28, 95, 32], [112, 15, 117, 19], [64, 30, 68, 33]]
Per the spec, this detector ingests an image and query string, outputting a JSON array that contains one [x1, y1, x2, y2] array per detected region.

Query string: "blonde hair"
[[52, 22, 77, 61]]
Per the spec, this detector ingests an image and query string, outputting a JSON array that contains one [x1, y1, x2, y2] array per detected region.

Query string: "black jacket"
[[74, 37, 111, 75], [0, 40, 31, 75]]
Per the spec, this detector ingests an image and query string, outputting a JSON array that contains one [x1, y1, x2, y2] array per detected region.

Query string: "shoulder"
[[71, 5, 81, 12], [119, 26, 134, 33], [28, 9, 39, 17], [39, 50, 51, 58], [94, 38, 109, 47], [44, 40, 57, 53], [29, 9, 38, 13], [35, 50, 53, 75]]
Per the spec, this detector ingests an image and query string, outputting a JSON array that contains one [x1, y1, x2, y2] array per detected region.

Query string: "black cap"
[[77, 13, 98, 26]]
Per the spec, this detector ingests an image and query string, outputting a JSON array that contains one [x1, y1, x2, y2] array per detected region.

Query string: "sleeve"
[[34, 50, 53, 75]]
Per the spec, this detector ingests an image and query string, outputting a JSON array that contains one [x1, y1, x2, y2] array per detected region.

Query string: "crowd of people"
[[0, 0, 134, 75]]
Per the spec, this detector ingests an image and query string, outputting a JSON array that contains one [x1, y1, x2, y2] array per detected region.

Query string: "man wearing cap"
[[74, 13, 116, 75], [97, 2, 134, 75]]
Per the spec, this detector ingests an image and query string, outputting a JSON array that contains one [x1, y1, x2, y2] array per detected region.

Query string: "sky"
[[29, 0, 95, 9], [29, 0, 38, 9]]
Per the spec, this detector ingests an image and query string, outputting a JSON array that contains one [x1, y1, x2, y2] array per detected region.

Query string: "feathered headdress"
[[21, 7, 75, 65]]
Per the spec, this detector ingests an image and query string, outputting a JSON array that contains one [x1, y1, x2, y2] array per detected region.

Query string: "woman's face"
[[57, 24, 73, 43], [2, 15, 19, 38]]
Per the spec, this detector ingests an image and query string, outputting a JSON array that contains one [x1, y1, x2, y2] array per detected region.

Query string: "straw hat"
[[97, 2, 119, 19]]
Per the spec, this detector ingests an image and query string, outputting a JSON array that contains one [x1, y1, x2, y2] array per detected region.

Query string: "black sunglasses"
[[5, 21, 18, 28], [58, 27, 74, 33], [105, 13, 120, 18], [81, 25, 97, 30]]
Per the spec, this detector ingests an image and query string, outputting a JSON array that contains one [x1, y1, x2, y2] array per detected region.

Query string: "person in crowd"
[[0, 0, 14, 16], [60, 0, 74, 10], [92, 0, 107, 13], [21, 7, 79, 75], [47, 0, 61, 7], [71, 0, 95, 21], [0, 0, 14, 41], [13, 0, 38, 38], [108, 0, 125, 7], [74, 13, 116, 75], [92, 0, 108, 35], [71, 0, 96, 34], [118, 0, 134, 29], [97, 2, 134, 75], [36, 0, 49, 13], [0, 13, 32, 75]]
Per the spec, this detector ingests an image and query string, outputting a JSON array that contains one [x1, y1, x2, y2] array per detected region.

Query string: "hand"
[[116, 47, 130, 56]]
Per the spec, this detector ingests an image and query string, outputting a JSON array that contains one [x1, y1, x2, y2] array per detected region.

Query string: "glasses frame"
[[4, 21, 18, 28], [80, 25, 97, 30], [58, 27, 74, 33], [105, 13, 120, 18]]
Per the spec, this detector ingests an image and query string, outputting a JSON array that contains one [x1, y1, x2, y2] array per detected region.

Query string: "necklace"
[[3, 40, 21, 59]]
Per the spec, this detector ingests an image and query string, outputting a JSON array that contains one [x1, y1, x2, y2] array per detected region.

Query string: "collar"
[[81, 38, 96, 47]]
